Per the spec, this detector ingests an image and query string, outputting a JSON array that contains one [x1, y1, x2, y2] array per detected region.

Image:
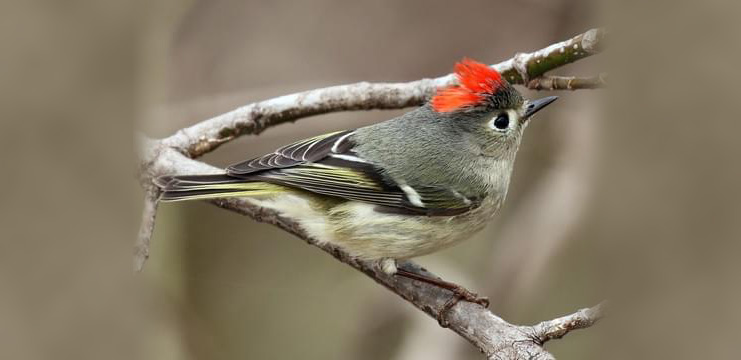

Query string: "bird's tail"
[[155, 174, 285, 202]]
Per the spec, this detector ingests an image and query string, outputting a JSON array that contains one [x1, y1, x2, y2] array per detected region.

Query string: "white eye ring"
[[489, 110, 518, 132]]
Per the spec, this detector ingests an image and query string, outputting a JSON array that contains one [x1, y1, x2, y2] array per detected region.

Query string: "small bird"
[[156, 58, 557, 313]]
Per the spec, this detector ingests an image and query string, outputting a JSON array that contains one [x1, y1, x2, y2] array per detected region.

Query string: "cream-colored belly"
[[251, 194, 503, 261]]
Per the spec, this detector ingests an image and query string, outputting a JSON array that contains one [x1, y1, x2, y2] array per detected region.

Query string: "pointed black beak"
[[524, 96, 558, 118]]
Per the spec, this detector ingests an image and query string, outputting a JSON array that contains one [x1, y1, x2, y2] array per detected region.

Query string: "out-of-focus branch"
[[483, 100, 598, 312], [161, 28, 605, 158], [527, 74, 607, 90], [141, 145, 602, 359]]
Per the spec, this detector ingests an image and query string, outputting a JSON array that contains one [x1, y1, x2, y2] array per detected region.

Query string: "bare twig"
[[134, 189, 159, 272], [531, 302, 605, 343], [161, 28, 605, 158], [527, 74, 607, 90], [136, 28, 607, 358]]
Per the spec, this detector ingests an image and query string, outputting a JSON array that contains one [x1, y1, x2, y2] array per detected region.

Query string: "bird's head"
[[431, 58, 558, 157]]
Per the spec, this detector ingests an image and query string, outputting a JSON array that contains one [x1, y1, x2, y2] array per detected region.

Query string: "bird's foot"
[[393, 268, 489, 327], [444, 284, 490, 308], [438, 284, 489, 327]]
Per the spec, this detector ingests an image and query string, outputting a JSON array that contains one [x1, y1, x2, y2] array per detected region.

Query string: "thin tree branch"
[[161, 28, 605, 158], [527, 74, 607, 90], [134, 188, 159, 272]]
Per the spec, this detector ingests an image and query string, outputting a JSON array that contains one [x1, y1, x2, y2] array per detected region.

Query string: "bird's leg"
[[379, 258, 398, 275], [394, 268, 490, 307], [393, 267, 489, 327]]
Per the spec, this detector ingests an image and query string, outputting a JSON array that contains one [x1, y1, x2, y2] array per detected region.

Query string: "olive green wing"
[[225, 130, 479, 216]]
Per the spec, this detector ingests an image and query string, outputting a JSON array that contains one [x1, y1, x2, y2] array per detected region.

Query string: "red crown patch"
[[431, 58, 505, 113]]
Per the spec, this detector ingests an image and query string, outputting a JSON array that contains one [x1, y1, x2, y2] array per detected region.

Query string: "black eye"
[[493, 113, 509, 130]]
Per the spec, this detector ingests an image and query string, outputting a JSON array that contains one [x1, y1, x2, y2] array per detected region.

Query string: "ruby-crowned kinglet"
[[156, 58, 557, 307]]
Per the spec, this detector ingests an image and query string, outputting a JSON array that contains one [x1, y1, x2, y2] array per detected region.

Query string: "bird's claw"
[[438, 286, 489, 327], [392, 268, 489, 327]]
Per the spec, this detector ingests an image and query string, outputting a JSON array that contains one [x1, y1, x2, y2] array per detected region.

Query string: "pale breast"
[[326, 195, 504, 260], [250, 191, 505, 261]]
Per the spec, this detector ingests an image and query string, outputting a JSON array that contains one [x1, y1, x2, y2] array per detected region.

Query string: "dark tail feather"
[[154, 174, 243, 189], [155, 174, 281, 202]]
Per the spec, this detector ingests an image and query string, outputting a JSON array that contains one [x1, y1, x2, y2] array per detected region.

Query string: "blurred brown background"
[[2, 0, 740, 359]]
